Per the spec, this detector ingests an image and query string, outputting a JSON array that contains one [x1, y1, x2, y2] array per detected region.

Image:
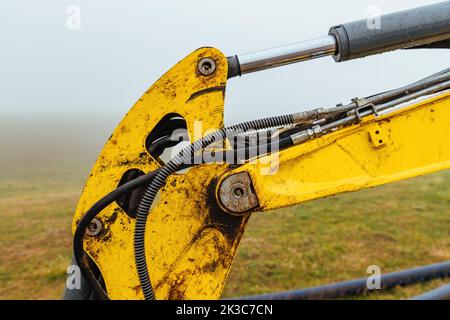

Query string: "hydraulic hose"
[[411, 282, 450, 300], [232, 261, 450, 300], [73, 169, 161, 299], [195, 136, 294, 165], [134, 114, 296, 300], [74, 119, 294, 300], [75, 68, 450, 300]]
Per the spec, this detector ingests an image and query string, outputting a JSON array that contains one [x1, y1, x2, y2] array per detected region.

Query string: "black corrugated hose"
[[134, 114, 296, 300]]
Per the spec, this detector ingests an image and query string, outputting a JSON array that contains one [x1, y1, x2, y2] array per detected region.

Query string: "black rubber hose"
[[197, 136, 294, 164], [147, 135, 185, 158], [411, 282, 450, 300], [73, 169, 161, 300], [134, 114, 296, 300], [73, 132, 293, 299], [231, 260, 450, 300]]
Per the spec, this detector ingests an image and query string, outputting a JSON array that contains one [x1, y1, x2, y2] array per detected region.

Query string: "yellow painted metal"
[[71, 45, 450, 301], [220, 92, 450, 212], [71, 48, 252, 300]]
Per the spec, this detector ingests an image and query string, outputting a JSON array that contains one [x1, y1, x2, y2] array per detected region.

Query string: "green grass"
[[0, 113, 449, 300], [0, 169, 448, 299], [0, 175, 78, 299], [222, 170, 450, 299]]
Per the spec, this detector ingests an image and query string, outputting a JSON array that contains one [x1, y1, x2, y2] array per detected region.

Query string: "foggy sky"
[[0, 0, 448, 124]]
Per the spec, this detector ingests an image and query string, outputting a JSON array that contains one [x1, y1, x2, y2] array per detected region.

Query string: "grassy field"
[[0, 113, 449, 300]]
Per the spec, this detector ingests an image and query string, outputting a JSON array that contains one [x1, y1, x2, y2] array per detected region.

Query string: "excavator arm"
[[221, 92, 450, 214], [67, 2, 450, 300]]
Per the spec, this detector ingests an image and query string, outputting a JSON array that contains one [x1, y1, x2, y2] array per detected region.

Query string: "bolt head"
[[197, 58, 216, 76], [218, 172, 259, 214], [86, 218, 103, 237], [232, 186, 245, 198]]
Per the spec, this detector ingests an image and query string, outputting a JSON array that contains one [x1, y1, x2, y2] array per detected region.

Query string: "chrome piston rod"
[[227, 2, 450, 78], [233, 35, 337, 75]]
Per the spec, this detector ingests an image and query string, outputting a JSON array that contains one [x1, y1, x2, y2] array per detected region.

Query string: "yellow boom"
[[67, 2, 450, 300], [70, 48, 450, 299]]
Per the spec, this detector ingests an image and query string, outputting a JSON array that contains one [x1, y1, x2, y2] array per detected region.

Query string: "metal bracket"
[[369, 124, 387, 148], [351, 97, 379, 123]]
